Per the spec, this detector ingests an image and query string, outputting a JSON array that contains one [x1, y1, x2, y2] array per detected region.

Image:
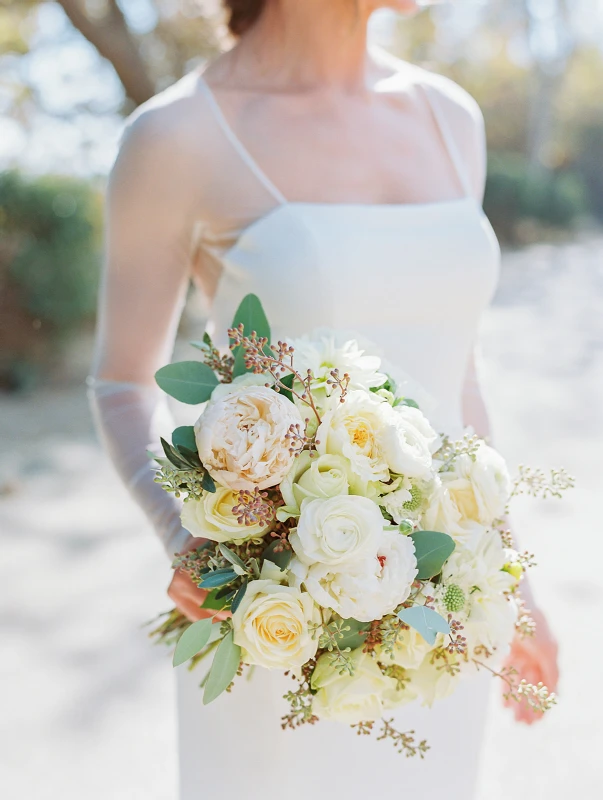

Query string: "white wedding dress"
[[89, 53, 500, 800]]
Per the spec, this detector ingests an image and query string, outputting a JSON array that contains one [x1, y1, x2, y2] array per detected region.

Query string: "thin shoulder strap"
[[418, 81, 473, 198], [198, 76, 287, 205]]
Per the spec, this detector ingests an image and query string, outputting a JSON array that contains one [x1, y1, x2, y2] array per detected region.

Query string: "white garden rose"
[[379, 405, 439, 480], [277, 452, 357, 521], [194, 384, 303, 491], [431, 443, 511, 530], [294, 530, 417, 622], [209, 372, 273, 401], [315, 391, 392, 485], [381, 625, 437, 671], [289, 495, 384, 569], [422, 477, 486, 547], [311, 649, 409, 724], [180, 487, 270, 543], [412, 652, 463, 707], [232, 580, 320, 670]]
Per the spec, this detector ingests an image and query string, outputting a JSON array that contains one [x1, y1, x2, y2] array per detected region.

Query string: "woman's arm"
[[89, 105, 201, 558]]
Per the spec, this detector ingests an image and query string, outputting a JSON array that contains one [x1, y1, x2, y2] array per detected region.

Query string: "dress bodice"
[[206, 197, 500, 432]]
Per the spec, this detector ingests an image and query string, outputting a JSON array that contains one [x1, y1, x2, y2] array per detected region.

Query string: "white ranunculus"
[[232, 580, 320, 670], [315, 391, 392, 485], [379, 405, 438, 480], [294, 530, 417, 622], [277, 452, 356, 521], [289, 495, 384, 569], [180, 487, 270, 543], [311, 649, 409, 724], [194, 384, 303, 491]]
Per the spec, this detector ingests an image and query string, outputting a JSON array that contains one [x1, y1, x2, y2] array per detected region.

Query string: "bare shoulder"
[[114, 70, 213, 168], [372, 48, 487, 196]]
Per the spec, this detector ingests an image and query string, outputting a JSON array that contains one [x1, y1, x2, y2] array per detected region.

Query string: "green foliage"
[[576, 120, 603, 222], [155, 360, 219, 404], [172, 425, 197, 452], [409, 531, 456, 580], [230, 293, 271, 377], [0, 170, 101, 386], [484, 154, 587, 244], [203, 630, 241, 705], [397, 605, 450, 646], [173, 618, 214, 667], [262, 539, 292, 571]]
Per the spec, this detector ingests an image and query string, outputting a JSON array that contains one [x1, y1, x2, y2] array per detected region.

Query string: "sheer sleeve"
[[88, 106, 202, 558]]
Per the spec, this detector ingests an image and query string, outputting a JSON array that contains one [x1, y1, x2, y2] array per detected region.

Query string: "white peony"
[[194, 384, 303, 491], [180, 486, 270, 543], [232, 580, 320, 670], [311, 649, 410, 724], [293, 530, 417, 622], [289, 495, 384, 569]]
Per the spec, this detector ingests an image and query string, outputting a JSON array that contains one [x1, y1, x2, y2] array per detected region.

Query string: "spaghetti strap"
[[198, 76, 287, 205], [418, 82, 473, 198]]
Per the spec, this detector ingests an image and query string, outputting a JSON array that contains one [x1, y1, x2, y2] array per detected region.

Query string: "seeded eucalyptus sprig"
[[351, 719, 429, 758]]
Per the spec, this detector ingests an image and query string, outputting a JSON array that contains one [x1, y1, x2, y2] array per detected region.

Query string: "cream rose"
[[311, 649, 408, 724], [277, 451, 365, 522], [232, 580, 320, 670], [289, 495, 384, 569], [194, 384, 303, 491], [412, 652, 463, 707], [180, 487, 270, 543], [294, 529, 417, 622]]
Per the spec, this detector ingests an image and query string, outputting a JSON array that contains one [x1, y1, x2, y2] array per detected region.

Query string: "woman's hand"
[[503, 607, 559, 724], [167, 536, 229, 622]]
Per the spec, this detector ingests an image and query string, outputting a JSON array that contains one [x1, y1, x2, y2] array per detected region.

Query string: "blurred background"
[[1, 1, 602, 798]]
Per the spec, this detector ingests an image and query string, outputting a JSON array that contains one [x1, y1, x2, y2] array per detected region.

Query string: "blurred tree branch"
[[56, 0, 155, 104]]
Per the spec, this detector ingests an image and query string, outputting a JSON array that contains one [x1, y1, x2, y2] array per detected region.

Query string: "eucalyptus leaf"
[[410, 530, 456, 580], [214, 586, 237, 602], [230, 294, 271, 378], [397, 605, 451, 646], [262, 540, 292, 571], [395, 397, 419, 409], [201, 470, 216, 493], [155, 361, 219, 404], [219, 544, 248, 573], [230, 580, 248, 614], [172, 426, 197, 452], [175, 444, 202, 468], [173, 618, 214, 667], [198, 569, 237, 589], [160, 437, 192, 471], [203, 631, 241, 705], [200, 589, 226, 611]]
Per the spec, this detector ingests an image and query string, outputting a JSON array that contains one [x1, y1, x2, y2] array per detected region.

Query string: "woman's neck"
[[223, 0, 378, 92]]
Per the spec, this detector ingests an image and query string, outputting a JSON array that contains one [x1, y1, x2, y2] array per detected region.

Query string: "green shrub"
[[575, 121, 603, 222], [484, 153, 587, 244], [0, 171, 102, 389]]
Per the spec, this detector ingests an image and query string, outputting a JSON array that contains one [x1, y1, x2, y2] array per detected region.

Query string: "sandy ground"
[[1, 236, 602, 799]]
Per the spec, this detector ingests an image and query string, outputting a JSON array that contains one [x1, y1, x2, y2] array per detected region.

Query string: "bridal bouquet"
[[150, 294, 572, 756]]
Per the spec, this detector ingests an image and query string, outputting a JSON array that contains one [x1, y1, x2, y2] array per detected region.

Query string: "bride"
[[89, 1, 559, 797]]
